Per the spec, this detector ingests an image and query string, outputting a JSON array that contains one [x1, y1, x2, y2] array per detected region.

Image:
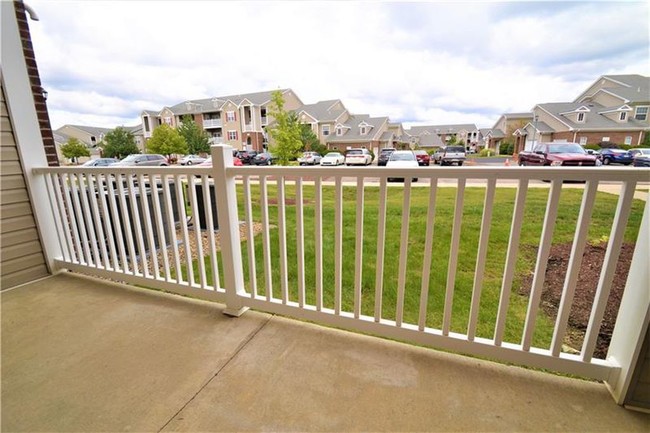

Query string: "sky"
[[26, 0, 650, 131]]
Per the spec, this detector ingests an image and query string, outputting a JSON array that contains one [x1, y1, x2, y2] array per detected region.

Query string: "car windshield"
[[607, 149, 627, 153], [325, 153, 341, 157], [121, 155, 139, 161], [346, 150, 362, 155], [390, 152, 415, 161], [380, 149, 394, 154], [548, 144, 586, 154]]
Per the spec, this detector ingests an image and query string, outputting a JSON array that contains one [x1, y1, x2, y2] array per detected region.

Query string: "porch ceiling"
[[2, 274, 648, 432]]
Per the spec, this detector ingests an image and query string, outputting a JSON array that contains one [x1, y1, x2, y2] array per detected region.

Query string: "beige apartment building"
[[142, 89, 303, 152]]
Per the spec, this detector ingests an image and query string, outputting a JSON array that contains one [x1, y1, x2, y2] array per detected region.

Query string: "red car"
[[197, 156, 243, 167], [413, 150, 430, 166]]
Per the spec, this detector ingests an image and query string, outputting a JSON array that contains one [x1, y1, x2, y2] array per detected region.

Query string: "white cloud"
[[28, 1, 650, 130]]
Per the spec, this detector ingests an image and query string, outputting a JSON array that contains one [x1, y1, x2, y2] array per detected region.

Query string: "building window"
[[602, 136, 610, 142], [226, 111, 236, 122], [635, 106, 648, 121], [577, 113, 585, 122], [579, 137, 587, 145], [624, 136, 632, 145], [322, 125, 330, 136], [228, 131, 238, 141], [144, 117, 150, 132], [336, 127, 342, 136], [360, 126, 366, 135], [164, 116, 172, 125], [619, 112, 627, 121]]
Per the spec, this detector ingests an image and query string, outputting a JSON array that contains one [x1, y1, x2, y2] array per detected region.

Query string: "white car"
[[386, 150, 419, 182], [179, 154, 207, 165], [344, 148, 373, 165], [297, 151, 322, 166], [320, 152, 345, 166]]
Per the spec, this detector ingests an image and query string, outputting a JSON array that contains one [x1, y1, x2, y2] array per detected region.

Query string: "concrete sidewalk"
[[2, 273, 649, 432]]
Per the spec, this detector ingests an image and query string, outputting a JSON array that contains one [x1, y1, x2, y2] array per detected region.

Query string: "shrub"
[[499, 141, 514, 155], [584, 144, 601, 151], [479, 148, 493, 157]]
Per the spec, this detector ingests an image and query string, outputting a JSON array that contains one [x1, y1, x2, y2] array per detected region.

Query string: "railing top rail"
[[33, 165, 650, 183]]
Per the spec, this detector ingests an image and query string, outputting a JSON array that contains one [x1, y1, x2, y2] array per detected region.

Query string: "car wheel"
[[267, 160, 272, 166], [186, 161, 192, 166], [458, 162, 463, 166], [603, 157, 611, 165]]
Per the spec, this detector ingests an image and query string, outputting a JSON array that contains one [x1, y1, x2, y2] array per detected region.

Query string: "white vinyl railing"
[[203, 119, 222, 128], [33, 145, 649, 392]]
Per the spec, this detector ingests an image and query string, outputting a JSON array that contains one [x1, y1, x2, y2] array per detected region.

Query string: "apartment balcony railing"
[[243, 122, 254, 132], [31, 146, 649, 405], [261, 116, 268, 125], [203, 119, 222, 129], [208, 137, 224, 144]]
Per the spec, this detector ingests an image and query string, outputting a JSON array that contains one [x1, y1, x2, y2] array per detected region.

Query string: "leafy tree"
[[293, 113, 327, 155], [146, 124, 188, 160], [178, 115, 210, 155], [267, 90, 303, 165], [101, 127, 139, 159], [60, 137, 90, 164], [640, 132, 650, 147]]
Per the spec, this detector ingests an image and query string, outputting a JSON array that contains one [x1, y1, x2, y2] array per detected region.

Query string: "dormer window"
[[336, 127, 343, 136], [360, 126, 366, 135], [577, 113, 585, 122], [619, 112, 627, 121]]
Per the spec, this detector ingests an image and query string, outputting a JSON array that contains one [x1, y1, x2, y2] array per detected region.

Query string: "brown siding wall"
[[14, 0, 58, 167], [0, 83, 49, 289]]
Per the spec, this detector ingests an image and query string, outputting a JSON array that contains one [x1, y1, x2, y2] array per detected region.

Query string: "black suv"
[[378, 148, 396, 166], [238, 151, 259, 165]]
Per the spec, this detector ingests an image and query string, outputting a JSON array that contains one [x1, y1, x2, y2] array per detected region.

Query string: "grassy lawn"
[[195, 183, 644, 350]]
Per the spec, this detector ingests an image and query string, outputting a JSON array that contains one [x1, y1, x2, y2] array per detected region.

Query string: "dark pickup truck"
[[518, 142, 598, 167]]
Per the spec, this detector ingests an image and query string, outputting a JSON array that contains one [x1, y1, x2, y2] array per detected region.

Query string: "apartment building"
[[142, 89, 303, 152], [512, 74, 649, 153], [482, 112, 532, 150]]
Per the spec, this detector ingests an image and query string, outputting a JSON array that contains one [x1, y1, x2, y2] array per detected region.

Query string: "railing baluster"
[[581, 180, 637, 362], [334, 176, 343, 315], [45, 173, 71, 263], [77, 173, 101, 268], [187, 175, 207, 288], [107, 174, 130, 273], [522, 179, 562, 351], [149, 175, 170, 281], [443, 178, 466, 336], [115, 174, 138, 274], [174, 174, 193, 285], [201, 174, 220, 290], [260, 175, 273, 300], [161, 175, 182, 283], [315, 176, 323, 311], [62, 173, 83, 264], [243, 175, 256, 297], [69, 173, 92, 266], [418, 178, 438, 331], [95, 174, 119, 272], [127, 175, 149, 278], [85, 173, 109, 269], [354, 176, 365, 319], [467, 177, 497, 341], [278, 176, 288, 304], [296, 178, 305, 308], [494, 179, 528, 345], [374, 178, 388, 323], [551, 180, 598, 356], [396, 178, 412, 327], [137, 173, 159, 279]]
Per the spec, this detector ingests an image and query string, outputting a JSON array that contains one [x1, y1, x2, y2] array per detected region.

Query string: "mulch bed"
[[518, 242, 635, 359]]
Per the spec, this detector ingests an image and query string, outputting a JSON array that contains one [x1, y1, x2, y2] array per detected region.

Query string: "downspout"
[[639, 131, 644, 146]]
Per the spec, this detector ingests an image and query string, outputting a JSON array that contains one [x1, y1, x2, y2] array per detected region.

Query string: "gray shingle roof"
[[409, 123, 478, 134], [165, 89, 294, 115], [538, 102, 648, 131], [60, 125, 113, 136], [295, 100, 346, 122], [325, 114, 388, 143], [577, 74, 650, 104], [503, 112, 533, 119]]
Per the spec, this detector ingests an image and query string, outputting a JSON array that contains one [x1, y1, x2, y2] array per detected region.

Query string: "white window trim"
[[619, 112, 627, 121], [602, 136, 610, 142], [579, 137, 587, 145], [577, 112, 585, 122], [624, 136, 632, 145], [322, 125, 330, 136], [228, 130, 237, 140], [635, 106, 648, 121], [360, 126, 366, 135], [226, 111, 236, 122]]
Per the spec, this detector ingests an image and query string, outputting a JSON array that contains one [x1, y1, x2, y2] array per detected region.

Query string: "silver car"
[[111, 154, 169, 166]]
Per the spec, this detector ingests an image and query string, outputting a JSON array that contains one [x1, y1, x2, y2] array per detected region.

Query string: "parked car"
[[432, 146, 466, 166], [297, 151, 322, 166], [413, 150, 431, 166], [197, 156, 243, 168], [598, 148, 633, 165], [377, 148, 395, 166], [320, 152, 345, 166], [179, 154, 207, 165], [631, 148, 650, 167], [238, 151, 259, 164], [111, 154, 169, 166], [252, 152, 274, 165], [386, 150, 419, 182], [344, 148, 373, 166], [518, 143, 597, 166], [81, 158, 119, 167]]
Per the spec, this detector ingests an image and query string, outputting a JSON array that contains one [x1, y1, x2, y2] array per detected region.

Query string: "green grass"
[[190, 184, 644, 350]]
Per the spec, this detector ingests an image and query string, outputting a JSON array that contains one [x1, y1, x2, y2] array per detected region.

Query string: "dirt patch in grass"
[[518, 242, 635, 359]]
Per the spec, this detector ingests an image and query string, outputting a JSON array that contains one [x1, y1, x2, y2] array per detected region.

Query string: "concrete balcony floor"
[[2, 273, 649, 432]]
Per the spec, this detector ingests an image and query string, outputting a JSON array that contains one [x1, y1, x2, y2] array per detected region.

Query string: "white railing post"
[[605, 195, 650, 404], [211, 145, 249, 317]]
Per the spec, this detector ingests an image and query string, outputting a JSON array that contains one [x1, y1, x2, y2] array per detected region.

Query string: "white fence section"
[[33, 145, 649, 398]]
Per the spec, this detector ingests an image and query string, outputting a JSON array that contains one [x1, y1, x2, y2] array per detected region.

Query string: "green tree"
[[177, 115, 210, 155], [291, 113, 327, 155], [146, 124, 188, 160], [60, 137, 90, 164], [101, 127, 139, 159], [267, 90, 303, 165]]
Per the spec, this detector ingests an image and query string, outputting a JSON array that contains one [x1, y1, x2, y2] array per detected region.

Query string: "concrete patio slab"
[[2, 273, 649, 432], [1, 273, 270, 432]]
